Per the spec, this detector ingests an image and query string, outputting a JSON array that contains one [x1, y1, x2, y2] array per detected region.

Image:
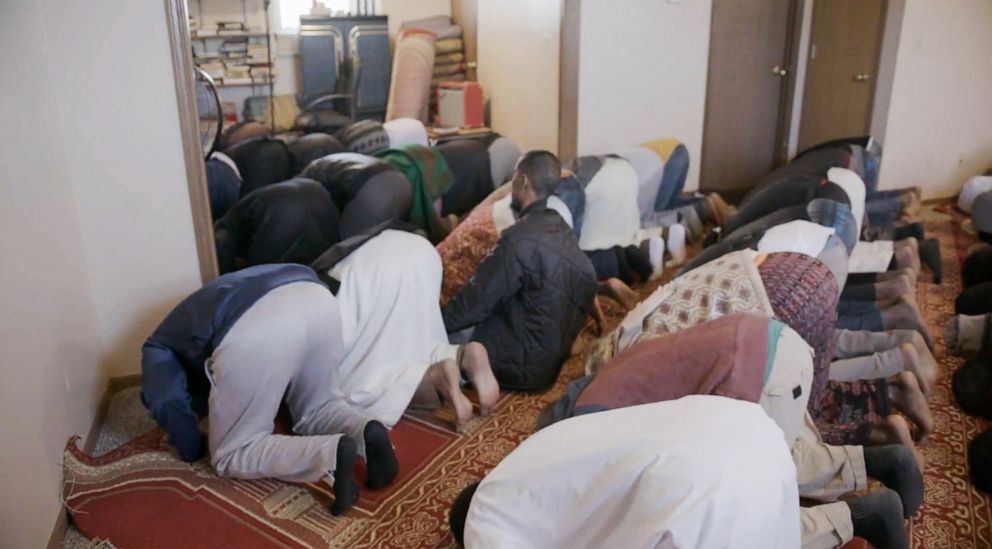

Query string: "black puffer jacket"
[[442, 199, 597, 391]]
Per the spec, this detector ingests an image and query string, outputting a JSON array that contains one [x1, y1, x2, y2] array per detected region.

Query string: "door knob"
[[772, 65, 788, 77], [854, 73, 872, 81]]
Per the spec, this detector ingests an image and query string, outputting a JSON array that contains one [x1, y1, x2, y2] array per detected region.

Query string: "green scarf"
[[376, 144, 455, 239]]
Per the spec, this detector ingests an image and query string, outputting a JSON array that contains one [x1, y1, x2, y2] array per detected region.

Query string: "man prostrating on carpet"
[[141, 230, 498, 515]]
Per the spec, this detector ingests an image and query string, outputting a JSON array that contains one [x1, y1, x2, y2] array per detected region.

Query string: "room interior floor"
[[63, 204, 991, 549]]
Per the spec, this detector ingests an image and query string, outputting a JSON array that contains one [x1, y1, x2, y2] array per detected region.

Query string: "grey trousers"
[[829, 329, 915, 381], [207, 282, 372, 485]]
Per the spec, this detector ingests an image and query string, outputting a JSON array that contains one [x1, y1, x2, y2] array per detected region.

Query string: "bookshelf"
[[189, 0, 275, 122]]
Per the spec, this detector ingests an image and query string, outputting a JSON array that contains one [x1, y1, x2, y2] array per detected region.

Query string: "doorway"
[[797, 0, 887, 151], [700, 0, 801, 201]]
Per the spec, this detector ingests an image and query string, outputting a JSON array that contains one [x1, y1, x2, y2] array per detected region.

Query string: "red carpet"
[[906, 206, 992, 548], [63, 206, 991, 547]]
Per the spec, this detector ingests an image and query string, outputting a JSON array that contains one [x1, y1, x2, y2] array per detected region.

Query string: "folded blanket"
[[435, 52, 465, 64], [401, 16, 463, 40], [433, 62, 466, 77], [435, 38, 464, 54], [432, 73, 466, 86]]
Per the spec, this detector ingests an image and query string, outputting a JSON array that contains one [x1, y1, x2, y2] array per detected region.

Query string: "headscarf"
[[587, 249, 772, 373], [377, 144, 455, 238]]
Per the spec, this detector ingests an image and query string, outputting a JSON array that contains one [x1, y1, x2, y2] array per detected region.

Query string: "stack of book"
[[247, 43, 269, 64], [217, 21, 246, 35], [191, 22, 275, 87]]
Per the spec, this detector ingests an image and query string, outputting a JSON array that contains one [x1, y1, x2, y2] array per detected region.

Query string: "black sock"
[[363, 420, 399, 490], [330, 436, 359, 516], [703, 230, 720, 248], [449, 482, 480, 547], [864, 444, 924, 517], [919, 238, 942, 284], [894, 222, 925, 242], [848, 489, 908, 549], [624, 245, 654, 283]]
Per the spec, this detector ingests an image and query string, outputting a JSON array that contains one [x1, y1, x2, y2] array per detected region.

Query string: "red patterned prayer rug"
[[904, 205, 992, 548], [63, 207, 991, 547]]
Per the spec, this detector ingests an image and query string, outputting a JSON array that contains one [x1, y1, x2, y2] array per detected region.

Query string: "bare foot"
[[905, 331, 939, 391], [897, 343, 931, 398], [597, 278, 639, 310], [887, 371, 934, 440], [883, 296, 934, 350], [459, 342, 499, 416], [892, 238, 920, 274], [868, 415, 926, 473], [591, 297, 607, 337], [876, 274, 915, 304], [876, 268, 917, 286], [895, 247, 921, 274], [429, 359, 473, 431]]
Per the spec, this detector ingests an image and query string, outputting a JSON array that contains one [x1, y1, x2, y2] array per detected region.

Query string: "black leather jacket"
[[442, 199, 597, 391]]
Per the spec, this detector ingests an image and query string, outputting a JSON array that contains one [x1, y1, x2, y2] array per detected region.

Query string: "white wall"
[[877, 0, 992, 198], [576, 0, 712, 191], [0, 4, 106, 546], [478, 0, 561, 153], [1, 1, 202, 542], [44, 0, 204, 377]]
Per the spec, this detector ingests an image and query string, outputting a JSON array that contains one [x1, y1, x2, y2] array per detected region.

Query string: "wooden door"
[[798, 0, 886, 151], [701, 0, 797, 199]]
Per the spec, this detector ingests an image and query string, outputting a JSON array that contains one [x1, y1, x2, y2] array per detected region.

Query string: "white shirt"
[[465, 396, 800, 549]]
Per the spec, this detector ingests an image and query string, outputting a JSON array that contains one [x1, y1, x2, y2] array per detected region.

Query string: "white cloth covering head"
[[382, 117, 429, 148], [757, 220, 836, 259], [578, 157, 643, 251], [616, 146, 665, 221], [464, 396, 800, 549], [959, 176, 992, 214], [325, 230, 457, 426], [827, 167, 866, 238]]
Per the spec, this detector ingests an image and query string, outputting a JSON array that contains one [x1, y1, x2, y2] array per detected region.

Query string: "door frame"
[[776, 0, 806, 164], [557, 0, 581, 165], [164, 0, 219, 284]]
